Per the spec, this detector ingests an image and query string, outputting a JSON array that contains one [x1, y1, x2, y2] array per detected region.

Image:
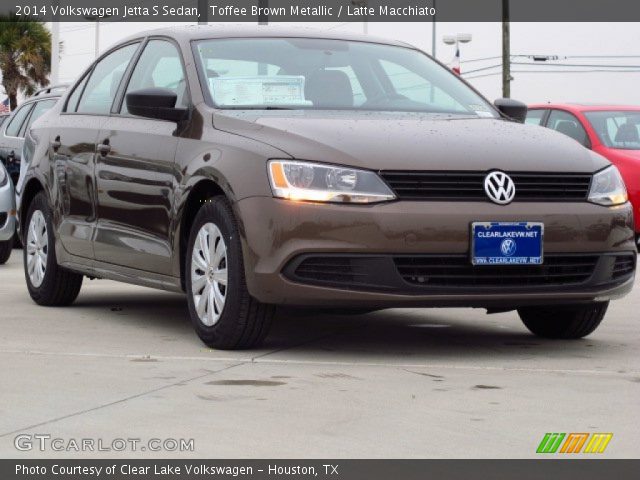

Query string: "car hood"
[[213, 110, 608, 173]]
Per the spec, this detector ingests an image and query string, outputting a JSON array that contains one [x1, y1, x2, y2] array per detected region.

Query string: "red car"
[[527, 104, 640, 249]]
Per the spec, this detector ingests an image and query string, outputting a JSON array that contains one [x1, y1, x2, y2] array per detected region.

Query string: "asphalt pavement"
[[0, 252, 638, 458]]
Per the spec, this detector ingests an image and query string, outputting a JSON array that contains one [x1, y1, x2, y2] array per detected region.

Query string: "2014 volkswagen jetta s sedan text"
[[17, 26, 636, 349]]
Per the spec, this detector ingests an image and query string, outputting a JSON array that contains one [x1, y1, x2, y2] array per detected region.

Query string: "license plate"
[[471, 222, 543, 265]]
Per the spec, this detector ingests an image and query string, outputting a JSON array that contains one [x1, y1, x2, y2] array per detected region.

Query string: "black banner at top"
[[1, 0, 640, 23]]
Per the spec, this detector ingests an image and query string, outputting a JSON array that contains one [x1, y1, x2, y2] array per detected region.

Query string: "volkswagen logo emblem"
[[484, 171, 516, 205], [500, 238, 517, 257]]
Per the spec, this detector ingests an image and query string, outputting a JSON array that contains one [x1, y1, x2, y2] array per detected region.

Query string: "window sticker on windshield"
[[210, 76, 312, 107]]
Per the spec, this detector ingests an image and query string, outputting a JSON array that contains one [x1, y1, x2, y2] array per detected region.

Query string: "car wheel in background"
[[518, 302, 609, 339], [0, 236, 13, 264], [24, 192, 83, 306], [186, 196, 274, 350], [13, 230, 22, 249]]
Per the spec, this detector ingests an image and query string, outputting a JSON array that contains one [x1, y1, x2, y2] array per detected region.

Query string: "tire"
[[518, 302, 609, 339], [185, 196, 274, 349], [23, 192, 83, 306], [13, 230, 22, 249], [0, 236, 13, 264]]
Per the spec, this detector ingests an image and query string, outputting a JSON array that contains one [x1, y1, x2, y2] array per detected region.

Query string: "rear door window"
[[19, 99, 57, 137], [4, 103, 34, 137], [76, 43, 140, 115]]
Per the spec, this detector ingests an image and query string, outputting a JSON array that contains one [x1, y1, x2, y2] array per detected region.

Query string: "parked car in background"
[[0, 88, 64, 187], [527, 104, 640, 249], [16, 27, 636, 349], [0, 161, 15, 263]]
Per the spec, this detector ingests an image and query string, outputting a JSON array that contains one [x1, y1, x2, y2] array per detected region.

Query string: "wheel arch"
[[18, 178, 46, 243], [178, 178, 229, 291]]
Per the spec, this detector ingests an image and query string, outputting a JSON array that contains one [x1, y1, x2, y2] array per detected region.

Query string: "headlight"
[[588, 165, 628, 206], [268, 160, 396, 204], [0, 164, 7, 188]]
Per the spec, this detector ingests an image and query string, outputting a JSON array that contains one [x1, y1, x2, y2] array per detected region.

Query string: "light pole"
[[443, 33, 472, 74], [50, 21, 60, 85]]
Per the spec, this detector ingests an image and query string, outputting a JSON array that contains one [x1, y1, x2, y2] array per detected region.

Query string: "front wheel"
[[24, 192, 83, 306], [185, 196, 274, 350], [518, 302, 609, 339]]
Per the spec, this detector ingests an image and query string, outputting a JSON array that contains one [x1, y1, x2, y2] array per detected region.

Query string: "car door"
[[93, 38, 188, 274], [0, 102, 34, 184], [54, 42, 141, 260], [545, 109, 591, 148]]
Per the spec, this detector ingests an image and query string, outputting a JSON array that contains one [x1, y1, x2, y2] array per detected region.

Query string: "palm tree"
[[0, 14, 51, 111]]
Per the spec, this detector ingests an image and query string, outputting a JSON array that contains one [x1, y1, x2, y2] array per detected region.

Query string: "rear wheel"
[[24, 192, 83, 306], [518, 302, 609, 339], [0, 236, 13, 264], [185, 196, 274, 349]]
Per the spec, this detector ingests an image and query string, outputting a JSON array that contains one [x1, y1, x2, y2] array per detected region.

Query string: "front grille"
[[612, 254, 636, 279], [394, 254, 599, 287], [380, 171, 592, 202], [0, 212, 6, 227], [286, 253, 633, 293]]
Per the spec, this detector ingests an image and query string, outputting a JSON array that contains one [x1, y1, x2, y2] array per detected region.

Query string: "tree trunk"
[[9, 92, 18, 111]]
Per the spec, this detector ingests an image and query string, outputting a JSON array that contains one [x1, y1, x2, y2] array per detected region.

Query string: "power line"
[[465, 69, 640, 80], [512, 61, 640, 68]]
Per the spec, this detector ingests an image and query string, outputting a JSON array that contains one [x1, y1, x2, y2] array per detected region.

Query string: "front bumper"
[[235, 197, 636, 307], [0, 179, 16, 242]]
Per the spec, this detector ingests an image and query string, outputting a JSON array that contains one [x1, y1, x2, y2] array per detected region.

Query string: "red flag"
[[0, 97, 10, 113], [449, 46, 461, 75]]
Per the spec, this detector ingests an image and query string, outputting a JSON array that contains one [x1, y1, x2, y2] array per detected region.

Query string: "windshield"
[[584, 110, 640, 150], [193, 37, 496, 116]]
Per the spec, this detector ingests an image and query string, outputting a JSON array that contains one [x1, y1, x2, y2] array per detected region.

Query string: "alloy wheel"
[[26, 210, 48, 288], [190, 222, 228, 326]]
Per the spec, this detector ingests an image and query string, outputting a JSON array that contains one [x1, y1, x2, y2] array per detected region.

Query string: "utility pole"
[[198, 0, 208, 24], [431, 0, 436, 58], [502, 0, 511, 98], [258, 0, 268, 25]]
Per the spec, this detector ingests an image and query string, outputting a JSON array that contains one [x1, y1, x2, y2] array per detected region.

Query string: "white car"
[[0, 161, 16, 264]]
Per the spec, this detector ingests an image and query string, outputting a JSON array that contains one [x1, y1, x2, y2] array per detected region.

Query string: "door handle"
[[52, 136, 61, 152], [97, 140, 111, 156]]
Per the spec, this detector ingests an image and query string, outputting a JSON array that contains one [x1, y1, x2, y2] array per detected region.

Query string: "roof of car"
[[118, 24, 413, 48], [32, 84, 69, 97], [23, 91, 62, 104], [529, 103, 640, 112]]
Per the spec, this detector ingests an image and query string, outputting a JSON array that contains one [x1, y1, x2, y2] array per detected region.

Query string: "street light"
[[443, 33, 472, 74], [443, 33, 472, 46]]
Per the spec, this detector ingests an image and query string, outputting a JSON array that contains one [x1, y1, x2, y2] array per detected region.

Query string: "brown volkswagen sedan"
[[17, 26, 636, 349]]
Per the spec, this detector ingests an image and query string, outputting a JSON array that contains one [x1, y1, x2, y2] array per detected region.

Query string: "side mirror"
[[126, 88, 187, 122], [494, 98, 528, 123]]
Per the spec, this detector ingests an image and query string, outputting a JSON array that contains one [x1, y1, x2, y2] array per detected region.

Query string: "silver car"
[[0, 161, 16, 264]]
